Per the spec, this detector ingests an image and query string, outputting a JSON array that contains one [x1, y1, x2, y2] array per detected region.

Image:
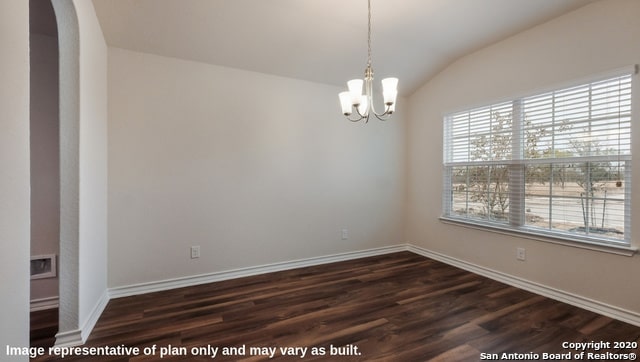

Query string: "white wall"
[[30, 33, 60, 303], [75, 0, 108, 334], [407, 0, 640, 314], [0, 0, 30, 359], [107, 48, 406, 288]]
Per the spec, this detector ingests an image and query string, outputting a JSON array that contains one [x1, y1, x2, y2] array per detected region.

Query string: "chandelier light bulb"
[[347, 79, 364, 105], [339, 92, 353, 116], [382, 77, 398, 106]]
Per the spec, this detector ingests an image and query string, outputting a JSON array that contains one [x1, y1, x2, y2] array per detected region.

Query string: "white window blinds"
[[443, 69, 634, 247]]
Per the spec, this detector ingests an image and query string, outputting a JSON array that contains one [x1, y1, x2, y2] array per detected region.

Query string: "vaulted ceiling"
[[92, 0, 596, 96]]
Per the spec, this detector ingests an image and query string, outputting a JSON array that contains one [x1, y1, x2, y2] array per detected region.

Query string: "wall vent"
[[30, 254, 57, 279]]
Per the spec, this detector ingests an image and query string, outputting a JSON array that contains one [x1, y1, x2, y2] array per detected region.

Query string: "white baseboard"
[[54, 290, 110, 347], [54, 329, 83, 348], [108, 245, 407, 299], [31, 296, 59, 311], [80, 290, 110, 343], [407, 244, 640, 327]]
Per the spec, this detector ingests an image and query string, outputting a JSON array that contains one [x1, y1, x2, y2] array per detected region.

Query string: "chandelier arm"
[[366, 85, 393, 120], [355, 103, 368, 119], [345, 107, 368, 122], [367, 93, 377, 116], [371, 103, 394, 120], [346, 114, 366, 122], [364, 71, 376, 115], [372, 112, 391, 121]]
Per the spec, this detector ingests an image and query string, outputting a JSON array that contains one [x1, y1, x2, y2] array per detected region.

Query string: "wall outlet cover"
[[516, 247, 526, 261], [191, 246, 200, 259]]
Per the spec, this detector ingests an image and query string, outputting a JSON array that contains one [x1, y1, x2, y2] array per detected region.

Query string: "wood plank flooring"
[[30, 308, 58, 350], [31, 252, 640, 361]]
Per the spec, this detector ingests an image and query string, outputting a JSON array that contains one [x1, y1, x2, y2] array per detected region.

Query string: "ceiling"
[[92, 0, 596, 96]]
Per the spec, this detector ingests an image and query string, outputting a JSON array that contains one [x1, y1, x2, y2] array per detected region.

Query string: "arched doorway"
[[28, 0, 84, 348]]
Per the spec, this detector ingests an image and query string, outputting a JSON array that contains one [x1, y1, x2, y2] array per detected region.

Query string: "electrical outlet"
[[516, 247, 526, 261], [341, 229, 349, 240], [191, 246, 200, 259]]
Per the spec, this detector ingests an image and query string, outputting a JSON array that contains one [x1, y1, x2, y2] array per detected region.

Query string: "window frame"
[[441, 66, 637, 255]]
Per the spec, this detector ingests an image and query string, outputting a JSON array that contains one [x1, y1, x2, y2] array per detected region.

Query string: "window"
[[443, 69, 634, 248]]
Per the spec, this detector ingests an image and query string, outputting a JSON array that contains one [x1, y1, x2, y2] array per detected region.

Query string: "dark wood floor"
[[30, 307, 58, 350], [31, 252, 640, 361]]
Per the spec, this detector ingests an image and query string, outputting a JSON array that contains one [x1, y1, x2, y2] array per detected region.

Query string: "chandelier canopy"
[[338, 0, 398, 123]]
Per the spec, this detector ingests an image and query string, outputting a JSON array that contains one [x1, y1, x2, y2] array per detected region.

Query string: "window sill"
[[439, 216, 637, 257]]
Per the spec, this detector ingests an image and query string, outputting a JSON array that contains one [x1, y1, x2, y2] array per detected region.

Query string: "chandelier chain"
[[367, 0, 372, 68]]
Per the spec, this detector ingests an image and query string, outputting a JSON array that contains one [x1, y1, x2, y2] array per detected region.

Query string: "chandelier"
[[338, 0, 398, 123]]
